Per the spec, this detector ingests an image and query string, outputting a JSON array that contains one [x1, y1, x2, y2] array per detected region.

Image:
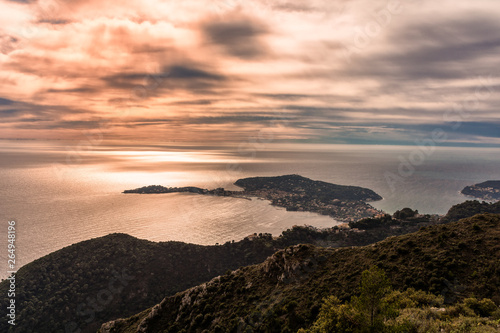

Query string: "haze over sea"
[[1, 140, 499, 278]]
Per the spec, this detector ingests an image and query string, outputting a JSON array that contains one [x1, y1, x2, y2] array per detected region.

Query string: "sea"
[[1, 140, 499, 278]]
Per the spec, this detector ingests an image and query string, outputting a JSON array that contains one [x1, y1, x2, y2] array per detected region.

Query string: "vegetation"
[[2, 185, 499, 333], [123, 185, 239, 197], [0, 217, 439, 333], [348, 208, 436, 230], [393, 207, 418, 220], [234, 174, 382, 202], [0, 233, 282, 333], [441, 200, 500, 222], [100, 213, 500, 333], [353, 266, 392, 330], [301, 271, 500, 333], [123, 185, 206, 194]]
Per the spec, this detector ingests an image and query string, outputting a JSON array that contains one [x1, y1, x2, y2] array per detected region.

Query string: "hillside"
[[441, 200, 500, 222], [0, 203, 479, 333], [0, 216, 436, 333], [100, 214, 500, 333], [0, 234, 282, 333], [234, 175, 382, 202]]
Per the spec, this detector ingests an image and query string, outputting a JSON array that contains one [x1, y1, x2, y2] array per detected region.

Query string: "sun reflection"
[[98, 150, 236, 163]]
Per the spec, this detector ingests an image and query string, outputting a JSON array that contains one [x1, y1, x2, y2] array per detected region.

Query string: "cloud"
[[0, 0, 499, 145], [0, 97, 15, 105], [201, 15, 270, 59], [101, 63, 228, 99], [168, 99, 213, 106]]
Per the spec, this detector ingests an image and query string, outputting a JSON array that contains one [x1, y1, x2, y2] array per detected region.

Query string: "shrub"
[[305, 296, 361, 333], [463, 297, 498, 317]]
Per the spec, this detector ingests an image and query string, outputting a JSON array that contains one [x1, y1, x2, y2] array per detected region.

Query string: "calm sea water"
[[1, 140, 499, 278]]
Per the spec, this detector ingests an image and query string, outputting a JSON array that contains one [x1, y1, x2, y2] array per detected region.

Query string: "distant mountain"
[[99, 214, 500, 333], [461, 180, 500, 201]]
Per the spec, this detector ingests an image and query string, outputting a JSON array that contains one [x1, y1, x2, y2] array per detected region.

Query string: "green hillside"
[[100, 214, 500, 333], [441, 200, 500, 222], [0, 234, 281, 333], [0, 216, 434, 333]]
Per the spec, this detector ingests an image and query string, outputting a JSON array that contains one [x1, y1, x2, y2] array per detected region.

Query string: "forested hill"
[[0, 216, 433, 333], [234, 174, 383, 202], [0, 234, 282, 333], [100, 214, 500, 333], [441, 200, 500, 222], [2, 198, 499, 332]]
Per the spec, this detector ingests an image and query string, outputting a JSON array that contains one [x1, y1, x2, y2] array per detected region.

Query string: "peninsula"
[[123, 174, 383, 221], [461, 180, 500, 201]]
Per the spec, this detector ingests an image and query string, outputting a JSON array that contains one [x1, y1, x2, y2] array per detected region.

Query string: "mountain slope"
[[0, 233, 282, 333], [441, 200, 500, 222], [0, 211, 439, 333], [100, 214, 500, 333]]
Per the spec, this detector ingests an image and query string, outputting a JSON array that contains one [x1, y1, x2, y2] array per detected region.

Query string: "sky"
[[1, 0, 499, 146]]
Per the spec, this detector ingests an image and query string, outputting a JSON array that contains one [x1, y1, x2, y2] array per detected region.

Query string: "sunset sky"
[[1, 0, 499, 145]]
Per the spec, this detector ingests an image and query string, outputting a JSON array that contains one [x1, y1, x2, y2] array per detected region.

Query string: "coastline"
[[123, 175, 385, 222]]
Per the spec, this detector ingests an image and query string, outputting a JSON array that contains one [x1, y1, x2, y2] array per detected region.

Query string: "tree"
[[297, 296, 360, 333], [393, 208, 417, 220], [352, 266, 392, 331], [301, 267, 392, 333]]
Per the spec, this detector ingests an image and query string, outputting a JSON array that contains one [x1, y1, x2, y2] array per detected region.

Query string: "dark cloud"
[[167, 65, 225, 80], [102, 64, 226, 95], [0, 109, 20, 116], [37, 19, 71, 25], [13, 119, 103, 130], [0, 97, 15, 105], [202, 17, 270, 59], [345, 16, 500, 82], [98, 63, 232, 103], [0, 98, 95, 127], [130, 44, 172, 54], [168, 99, 213, 106], [47, 87, 100, 94], [255, 93, 311, 101]]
